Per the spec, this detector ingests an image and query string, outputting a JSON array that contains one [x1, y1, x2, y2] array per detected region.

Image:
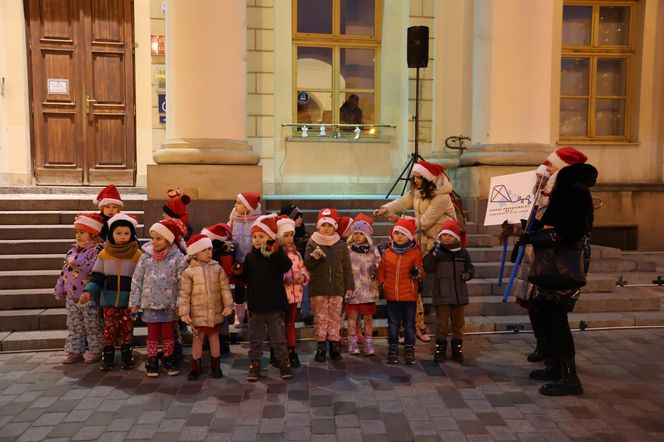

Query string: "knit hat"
[[74, 213, 104, 236], [412, 161, 445, 184], [237, 192, 261, 211], [438, 219, 462, 242], [316, 208, 339, 229], [336, 216, 354, 238], [547, 147, 588, 171], [94, 184, 123, 208], [391, 218, 416, 241], [280, 204, 303, 221], [277, 215, 296, 237], [201, 223, 232, 242], [350, 213, 374, 245], [251, 214, 278, 240], [150, 218, 185, 245], [186, 234, 213, 256], [163, 190, 191, 225]]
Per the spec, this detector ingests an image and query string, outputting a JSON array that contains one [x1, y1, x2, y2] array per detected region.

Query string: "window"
[[560, 1, 635, 140], [293, 0, 381, 127]]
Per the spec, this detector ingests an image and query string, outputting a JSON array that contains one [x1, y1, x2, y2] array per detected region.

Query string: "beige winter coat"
[[382, 176, 457, 254], [178, 260, 233, 328]]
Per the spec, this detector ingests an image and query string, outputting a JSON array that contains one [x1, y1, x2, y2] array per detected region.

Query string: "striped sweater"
[[84, 248, 142, 308]]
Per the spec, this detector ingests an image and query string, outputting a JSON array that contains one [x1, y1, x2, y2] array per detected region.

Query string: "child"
[[129, 219, 188, 377], [94, 184, 123, 241], [277, 215, 309, 368], [234, 214, 293, 381], [229, 192, 262, 329], [304, 208, 354, 362], [201, 223, 237, 354], [179, 234, 234, 381], [280, 204, 313, 327], [54, 213, 105, 364], [423, 220, 474, 364], [162, 188, 192, 241], [82, 213, 142, 371], [376, 218, 425, 365], [345, 213, 381, 356], [336, 216, 354, 241]]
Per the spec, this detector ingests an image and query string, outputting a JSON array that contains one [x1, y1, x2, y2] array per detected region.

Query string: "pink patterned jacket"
[[283, 247, 310, 304]]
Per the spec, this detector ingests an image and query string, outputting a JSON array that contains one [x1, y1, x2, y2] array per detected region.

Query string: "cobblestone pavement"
[[1, 329, 663, 442]]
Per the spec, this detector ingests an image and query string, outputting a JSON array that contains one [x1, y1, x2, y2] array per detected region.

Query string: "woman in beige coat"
[[374, 161, 457, 342]]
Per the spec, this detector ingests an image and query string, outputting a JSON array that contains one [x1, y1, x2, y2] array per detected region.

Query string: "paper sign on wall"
[[47, 79, 69, 95], [483, 171, 537, 226]]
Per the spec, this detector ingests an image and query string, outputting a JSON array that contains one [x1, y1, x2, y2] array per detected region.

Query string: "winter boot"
[[172, 342, 183, 367], [314, 341, 327, 362], [100, 345, 115, 371], [279, 361, 293, 380], [145, 357, 159, 377], [288, 347, 301, 368], [434, 340, 447, 363], [220, 334, 231, 356], [404, 345, 416, 365], [530, 358, 561, 381], [234, 303, 247, 328], [329, 341, 343, 361], [188, 358, 201, 381], [269, 347, 279, 368], [163, 356, 179, 376], [451, 339, 464, 364], [363, 336, 375, 356], [210, 356, 223, 378], [539, 359, 583, 396], [120, 345, 134, 370], [247, 360, 261, 382], [387, 344, 399, 364], [527, 338, 546, 363], [348, 335, 360, 355]]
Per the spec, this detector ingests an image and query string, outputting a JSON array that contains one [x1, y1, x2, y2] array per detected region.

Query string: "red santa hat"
[[150, 218, 185, 245], [186, 234, 213, 256], [74, 213, 104, 236], [547, 147, 588, 171], [437, 219, 462, 242], [201, 223, 232, 242], [163, 192, 191, 225], [336, 216, 354, 238], [391, 217, 417, 241], [412, 161, 445, 184], [237, 192, 261, 211], [276, 215, 296, 237], [107, 212, 139, 229], [251, 214, 278, 240], [316, 208, 339, 229], [94, 184, 123, 208]]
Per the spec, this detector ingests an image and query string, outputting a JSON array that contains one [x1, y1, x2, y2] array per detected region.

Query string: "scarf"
[[152, 247, 169, 262], [391, 239, 416, 255], [441, 240, 462, 253], [311, 232, 340, 247], [350, 243, 371, 254], [104, 240, 139, 259], [230, 206, 262, 225]]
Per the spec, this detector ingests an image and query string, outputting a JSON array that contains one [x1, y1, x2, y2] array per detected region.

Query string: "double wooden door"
[[25, 0, 135, 185]]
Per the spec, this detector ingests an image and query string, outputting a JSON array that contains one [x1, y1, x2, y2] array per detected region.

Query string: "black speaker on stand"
[[386, 26, 429, 197]]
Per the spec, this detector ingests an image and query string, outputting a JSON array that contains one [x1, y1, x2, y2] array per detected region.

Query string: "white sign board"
[[47, 79, 69, 95], [483, 171, 537, 226]]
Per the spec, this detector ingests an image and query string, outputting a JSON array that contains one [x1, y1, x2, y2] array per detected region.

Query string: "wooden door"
[[25, 0, 135, 185]]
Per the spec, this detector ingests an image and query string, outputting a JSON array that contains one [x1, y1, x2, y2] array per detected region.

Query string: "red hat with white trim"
[[150, 218, 185, 245], [163, 192, 191, 225], [391, 217, 417, 241], [412, 161, 445, 183], [107, 213, 138, 229], [437, 219, 462, 242], [276, 215, 296, 237], [547, 147, 587, 170], [251, 214, 278, 240], [336, 216, 354, 238], [94, 184, 123, 208], [186, 234, 213, 256], [201, 223, 232, 242], [74, 213, 104, 236], [237, 192, 261, 211], [316, 208, 339, 229]]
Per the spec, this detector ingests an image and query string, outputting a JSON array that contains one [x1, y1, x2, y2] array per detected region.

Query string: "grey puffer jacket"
[[423, 243, 474, 306]]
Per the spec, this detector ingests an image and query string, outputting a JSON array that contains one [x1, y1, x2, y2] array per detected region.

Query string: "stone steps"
[[0, 195, 146, 211], [0, 210, 144, 225], [0, 224, 146, 240]]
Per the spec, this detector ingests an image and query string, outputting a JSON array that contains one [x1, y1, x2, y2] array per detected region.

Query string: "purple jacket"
[[54, 241, 103, 300]]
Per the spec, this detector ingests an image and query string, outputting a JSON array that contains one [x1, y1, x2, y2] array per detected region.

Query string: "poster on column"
[[483, 171, 537, 226]]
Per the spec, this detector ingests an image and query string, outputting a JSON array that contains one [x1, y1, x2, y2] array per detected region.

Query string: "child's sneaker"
[[100, 346, 115, 371], [387, 344, 399, 364], [348, 336, 360, 355], [279, 361, 293, 380], [145, 357, 159, 377], [404, 345, 416, 365], [363, 336, 375, 356], [63, 353, 82, 364], [163, 356, 179, 376], [83, 352, 101, 364], [247, 361, 261, 382]]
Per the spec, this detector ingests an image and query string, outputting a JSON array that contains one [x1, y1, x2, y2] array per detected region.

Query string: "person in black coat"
[[520, 147, 597, 397]]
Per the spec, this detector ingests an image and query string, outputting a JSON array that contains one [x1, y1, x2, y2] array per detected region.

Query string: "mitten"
[[431, 242, 441, 257], [461, 269, 474, 281], [221, 241, 236, 255], [232, 262, 243, 275], [409, 266, 422, 280]]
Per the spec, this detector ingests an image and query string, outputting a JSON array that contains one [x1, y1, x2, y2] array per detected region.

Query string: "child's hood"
[[140, 241, 182, 258]]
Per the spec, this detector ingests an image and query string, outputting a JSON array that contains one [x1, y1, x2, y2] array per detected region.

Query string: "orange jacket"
[[376, 245, 425, 302]]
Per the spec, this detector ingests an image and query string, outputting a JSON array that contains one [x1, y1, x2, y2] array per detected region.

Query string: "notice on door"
[[47, 78, 69, 95]]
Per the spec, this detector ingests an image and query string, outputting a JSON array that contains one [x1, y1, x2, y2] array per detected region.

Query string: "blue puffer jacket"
[[129, 243, 188, 311]]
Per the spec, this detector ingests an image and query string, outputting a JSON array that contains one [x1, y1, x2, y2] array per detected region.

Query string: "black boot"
[[163, 356, 179, 376], [145, 357, 159, 377], [210, 356, 223, 378], [172, 342, 183, 367], [120, 345, 134, 370], [529, 359, 561, 381], [527, 338, 546, 363], [451, 339, 464, 364], [540, 359, 583, 396], [404, 345, 416, 365], [220, 335, 231, 356], [314, 341, 326, 362], [100, 345, 115, 371], [329, 341, 342, 361], [269, 347, 279, 368], [188, 358, 201, 381], [387, 344, 398, 364], [434, 340, 447, 363], [288, 347, 301, 368]]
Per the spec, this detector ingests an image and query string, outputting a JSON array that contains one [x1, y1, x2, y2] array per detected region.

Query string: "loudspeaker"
[[407, 26, 429, 68]]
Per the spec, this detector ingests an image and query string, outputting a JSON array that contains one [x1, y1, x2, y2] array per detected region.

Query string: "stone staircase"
[[0, 192, 662, 351]]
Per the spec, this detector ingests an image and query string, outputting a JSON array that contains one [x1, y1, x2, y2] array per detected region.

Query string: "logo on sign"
[[158, 94, 166, 114], [297, 92, 309, 105]]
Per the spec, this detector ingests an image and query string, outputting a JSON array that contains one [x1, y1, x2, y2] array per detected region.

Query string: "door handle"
[[85, 96, 97, 115]]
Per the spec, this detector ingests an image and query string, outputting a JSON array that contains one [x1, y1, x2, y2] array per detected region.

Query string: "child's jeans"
[[310, 296, 343, 342], [65, 297, 103, 355], [103, 307, 133, 346], [248, 311, 288, 363], [435, 305, 465, 340], [146, 321, 175, 357], [300, 286, 312, 318], [285, 303, 298, 347], [386, 301, 416, 346]]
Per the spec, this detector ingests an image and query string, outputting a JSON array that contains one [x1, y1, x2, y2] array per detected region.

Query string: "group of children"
[[55, 184, 475, 382]]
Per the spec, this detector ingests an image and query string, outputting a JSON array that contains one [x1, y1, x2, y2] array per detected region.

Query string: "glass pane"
[[339, 92, 373, 125], [297, 47, 332, 90], [561, 58, 590, 96], [297, 90, 332, 124], [599, 6, 630, 46], [562, 5, 592, 45], [297, 0, 332, 34], [595, 99, 625, 136], [340, 0, 375, 36], [596, 59, 627, 96], [340, 48, 374, 89], [560, 98, 588, 137]]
